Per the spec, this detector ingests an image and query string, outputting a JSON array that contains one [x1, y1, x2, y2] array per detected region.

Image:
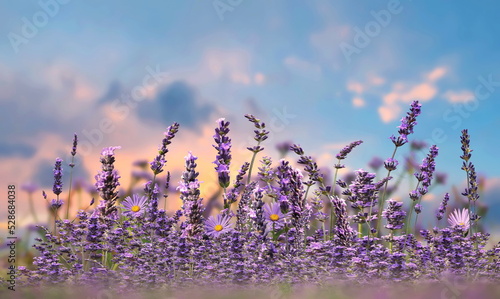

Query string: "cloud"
[[347, 81, 364, 94], [352, 97, 365, 108], [0, 141, 36, 158], [378, 66, 447, 122], [137, 81, 216, 130], [443, 90, 475, 103], [283, 56, 322, 80], [426, 67, 447, 82]]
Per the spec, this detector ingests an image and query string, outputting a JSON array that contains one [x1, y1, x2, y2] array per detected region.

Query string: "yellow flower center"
[[214, 224, 223, 232], [458, 222, 465, 226], [270, 214, 280, 221], [131, 205, 141, 212]]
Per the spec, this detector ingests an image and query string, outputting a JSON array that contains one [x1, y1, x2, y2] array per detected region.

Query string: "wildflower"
[[49, 198, 63, 210], [70, 133, 78, 156], [150, 122, 180, 175], [94, 146, 121, 217], [382, 199, 406, 230], [53, 158, 63, 196], [448, 208, 470, 230], [213, 118, 232, 188], [244, 114, 269, 153], [384, 158, 399, 171], [21, 182, 38, 194], [179, 152, 204, 237], [263, 202, 288, 230], [205, 214, 234, 237], [334, 140, 363, 169], [121, 194, 148, 217], [436, 193, 450, 221], [390, 100, 421, 147]]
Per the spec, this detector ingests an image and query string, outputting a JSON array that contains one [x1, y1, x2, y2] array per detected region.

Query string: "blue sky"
[[1, 0, 500, 228]]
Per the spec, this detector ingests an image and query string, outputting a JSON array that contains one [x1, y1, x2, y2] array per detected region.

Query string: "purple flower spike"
[[382, 199, 406, 230], [70, 133, 78, 157], [213, 118, 232, 189], [53, 158, 63, 196], [244, 114, 269, 153], [389, 100, 421, 147], [49, 198, 63, 210], [94, 146, 121, 217], [205, 214, 234, 237], [150, 122, 180, 175], [436, 193, 450, 221], [335, 140, 363, 162]]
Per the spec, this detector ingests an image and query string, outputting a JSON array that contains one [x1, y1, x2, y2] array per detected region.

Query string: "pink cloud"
[[347, 81, 364, 94], [352, 97, 365, 108], [443, 90, 475, 103]]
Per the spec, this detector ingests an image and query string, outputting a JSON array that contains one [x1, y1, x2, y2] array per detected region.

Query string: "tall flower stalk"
[[66, 133, 78, 219], [407, 145, 439, 234], [244, 114, 269, 184], [376, 100, 421, 235], [460, 129, 479, 238], [150, 122, 180, 204], [213, 118, 232, 205], [330, 140, 363, 239], [95, 146, 121, 218], [179, 152, 205, 238], [50, 157, 63, 233]]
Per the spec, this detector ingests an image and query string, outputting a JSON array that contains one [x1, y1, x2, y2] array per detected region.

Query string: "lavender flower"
[[70, 133, 78, 157], [150, 122, 180, 175], [21, 182, 38, 194], [448, 208, 470, 230], [436, 193, 450, 221], [290, 144, 323, 185], [342, 169, 379, 223], [179, 152, 204, 237], [389, 100, 421, 147], [121, 194, 148, 218], [413, 145, 439, 197], [53, 158, 63, 196], [384, 158, 399, 171], [205, 214, 234, 237], [382, 199, 406, 230], [213, 118, 232, 188], [94, 146, 121, 217], [334, 140, 363, 169], [330, 196, 354, 246], [244, 114, 269, 153], [49, 198, 63, 210]]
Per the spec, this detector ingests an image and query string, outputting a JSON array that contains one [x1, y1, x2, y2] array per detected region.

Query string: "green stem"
[[329, 162, 341, 240], [246, 142, 262, 184], [374, 146, 398, 235], [66, 160, 75, 219]]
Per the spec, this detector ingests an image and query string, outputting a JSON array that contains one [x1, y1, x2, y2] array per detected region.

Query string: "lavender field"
[[1, 101, 499, 299], [2, 1, 500, 298]]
